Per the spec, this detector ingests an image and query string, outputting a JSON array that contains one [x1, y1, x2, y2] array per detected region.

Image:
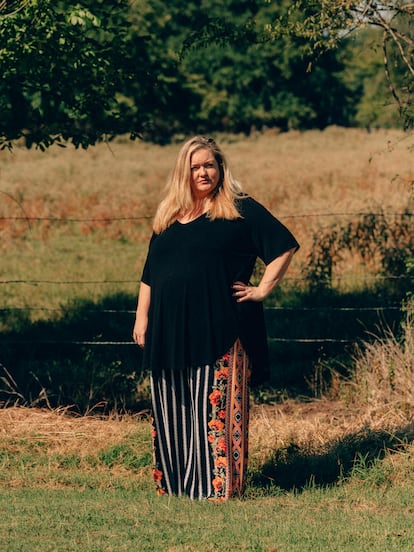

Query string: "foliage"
[[304, 210, 414, 290], [0, 0, 176, 149], [177, 1, 353, 132], [0, 1, 411, 148], [278, 1, 414, 129], [184, 1, 414, 130], [339, 27, 404, 128]]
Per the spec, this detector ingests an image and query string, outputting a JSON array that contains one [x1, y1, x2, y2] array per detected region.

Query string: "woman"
[[133, 136, 299, 501]]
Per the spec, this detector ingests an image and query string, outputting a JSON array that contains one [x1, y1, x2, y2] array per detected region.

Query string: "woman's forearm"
[[232, 247, 296, 303], [256, 247, 296, 299], [133, 282, 151, 347]]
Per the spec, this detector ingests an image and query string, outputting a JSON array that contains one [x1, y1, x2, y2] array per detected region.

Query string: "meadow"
[[1, 127, 413, 401], [0, 127, 414, 550], [0, 398, 413, 551], [1, 126, 413, 307]]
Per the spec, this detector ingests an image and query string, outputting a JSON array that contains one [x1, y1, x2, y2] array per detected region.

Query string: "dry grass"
[[0, 406, 146, 458], [1, 398, 412, 483], [0, 406, 152, 490], [1, 127, 413, 259], [250, 399, 413, 467], [340, 300, 414, 418]]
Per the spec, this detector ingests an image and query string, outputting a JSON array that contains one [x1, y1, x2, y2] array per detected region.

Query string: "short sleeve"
[[141, 232, 157, 285], [239, 197, 299, 264]]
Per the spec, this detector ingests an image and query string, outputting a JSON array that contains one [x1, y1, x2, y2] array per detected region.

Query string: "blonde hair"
[[153, 136, 244, 233]]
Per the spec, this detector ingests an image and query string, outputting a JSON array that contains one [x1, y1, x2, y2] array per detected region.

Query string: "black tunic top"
[[141, 196, 299, 384]]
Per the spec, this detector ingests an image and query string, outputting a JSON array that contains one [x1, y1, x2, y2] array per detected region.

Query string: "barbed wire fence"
[[1, 208, 412, 409], [0, 209, 412, 347]]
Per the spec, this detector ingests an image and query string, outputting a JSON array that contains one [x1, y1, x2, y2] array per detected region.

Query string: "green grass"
[[1, 471, 414, 551], [0, 233, 148, 318], [1, 416, 414, 551]]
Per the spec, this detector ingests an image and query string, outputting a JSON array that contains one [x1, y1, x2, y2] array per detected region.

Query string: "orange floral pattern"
[[208, 389, 222, 406], [207, 340, 250, 500], [151, 416, 167, 495], [208, 419, 225, 432], [212, 476, 224, 493], [208, 353, 230, 500]]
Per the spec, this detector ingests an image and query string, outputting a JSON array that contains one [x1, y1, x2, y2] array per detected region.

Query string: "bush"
[[304, 211, 414, 292]]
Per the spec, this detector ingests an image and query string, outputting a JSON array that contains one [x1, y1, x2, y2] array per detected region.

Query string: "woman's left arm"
[[232, 247, 296, 303]]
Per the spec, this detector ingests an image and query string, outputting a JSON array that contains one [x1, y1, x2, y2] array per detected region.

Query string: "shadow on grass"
[[0, 292, 148, 414], [0, 280, 407, 413], [266, 282, 406, 392], [248, 423, 414, 494]]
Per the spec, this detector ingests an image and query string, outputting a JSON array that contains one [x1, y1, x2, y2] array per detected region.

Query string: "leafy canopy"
[[0, 0, 167, 149], [0, 0, 412, 149]]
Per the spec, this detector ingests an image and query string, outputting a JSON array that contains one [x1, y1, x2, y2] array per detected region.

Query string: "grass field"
[[1, 126, 413, 311], [1, 404, 413, 551], [1, 128, 413, 550], [1, 126, 413, 387]]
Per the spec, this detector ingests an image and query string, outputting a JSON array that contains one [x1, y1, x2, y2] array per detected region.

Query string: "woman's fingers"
[[133, 329, 145, 348], [232, 281, 257, 302]]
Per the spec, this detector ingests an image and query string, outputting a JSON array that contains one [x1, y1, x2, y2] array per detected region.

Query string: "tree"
[[183, 1, 413, 129], [1, 1, 412, 148], [146, 0, 356, 133], [267, 1, 414, 129], [0, 0, 179, 148], [339, 27, 403, 129]]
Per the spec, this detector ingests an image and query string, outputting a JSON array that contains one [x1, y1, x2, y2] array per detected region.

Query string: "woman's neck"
[[178, 198, 210, 223]]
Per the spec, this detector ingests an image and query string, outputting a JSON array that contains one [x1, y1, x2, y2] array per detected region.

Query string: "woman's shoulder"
[[236, 195, 267, 218]]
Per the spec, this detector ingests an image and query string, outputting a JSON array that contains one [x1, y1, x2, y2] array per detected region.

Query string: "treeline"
[[134, 0, 402, 140], [0, 1, 407, 148]]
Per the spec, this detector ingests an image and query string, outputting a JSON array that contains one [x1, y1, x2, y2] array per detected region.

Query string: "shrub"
[[304, 211, 414, 292]]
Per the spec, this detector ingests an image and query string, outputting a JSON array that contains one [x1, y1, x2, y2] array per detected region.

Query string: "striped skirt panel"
[[150, 338, 251, 501]]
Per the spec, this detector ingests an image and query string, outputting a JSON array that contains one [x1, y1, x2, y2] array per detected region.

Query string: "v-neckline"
[[176, 213, 207, 225]]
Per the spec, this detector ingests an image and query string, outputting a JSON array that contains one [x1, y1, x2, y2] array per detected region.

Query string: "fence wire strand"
[[0, 211, 412, 223], [1, 209, 410, 347]]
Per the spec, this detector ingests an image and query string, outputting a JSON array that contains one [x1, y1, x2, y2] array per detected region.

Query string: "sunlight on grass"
[[0, 234, 146, 317], [1, 128, 413, 550], [0, 406, 413, 551]]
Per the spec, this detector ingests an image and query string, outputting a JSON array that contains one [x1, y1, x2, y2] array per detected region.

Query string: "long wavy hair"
[[153, 136, 244, 233]]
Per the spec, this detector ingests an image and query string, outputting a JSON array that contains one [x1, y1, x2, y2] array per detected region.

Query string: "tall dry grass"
[[1, 127, 413, 255], [342, 298, 414, 418]]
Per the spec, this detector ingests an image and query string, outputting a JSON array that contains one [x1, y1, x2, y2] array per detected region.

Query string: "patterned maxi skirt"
[[150, 338, 251, 501]]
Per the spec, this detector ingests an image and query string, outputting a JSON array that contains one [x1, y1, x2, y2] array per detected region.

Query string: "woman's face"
[[190, 147, 220, 200]]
